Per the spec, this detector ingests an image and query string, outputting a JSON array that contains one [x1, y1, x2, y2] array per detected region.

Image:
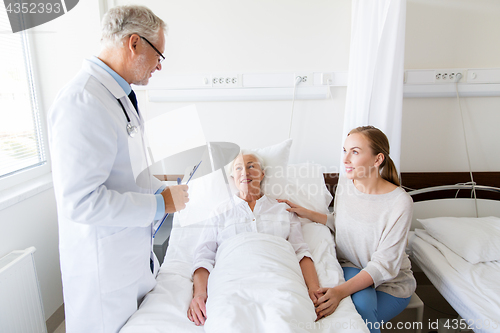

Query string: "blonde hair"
[[348, 126, 400, 186]]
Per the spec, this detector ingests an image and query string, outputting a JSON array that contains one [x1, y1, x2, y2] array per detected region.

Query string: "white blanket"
[[414, 229, 500, 332], [121, 223, 367, 333], [204, 232, 314, 332]]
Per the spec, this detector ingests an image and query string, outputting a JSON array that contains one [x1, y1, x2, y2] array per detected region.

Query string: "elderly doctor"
[[48, 5, 188, 333]]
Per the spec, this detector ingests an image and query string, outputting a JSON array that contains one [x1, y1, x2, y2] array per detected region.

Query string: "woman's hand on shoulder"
[[277, 199, 328, 225], [187, 292, 208, 326]]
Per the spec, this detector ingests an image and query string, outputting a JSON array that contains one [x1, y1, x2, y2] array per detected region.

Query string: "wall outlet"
[[211, 74, 242, 87], [435, 69, 465, 83], [321, 73, 333, 85], [294, 73, 312, 86]]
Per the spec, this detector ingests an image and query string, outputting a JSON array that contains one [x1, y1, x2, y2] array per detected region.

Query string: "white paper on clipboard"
[[177, 168, 234, 227], [180, 160, 202, 185], [153, 160, 203, 232]]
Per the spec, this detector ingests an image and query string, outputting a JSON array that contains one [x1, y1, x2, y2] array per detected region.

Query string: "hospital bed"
[[405, 182, 500, 333], [120, 161, 369, 333]]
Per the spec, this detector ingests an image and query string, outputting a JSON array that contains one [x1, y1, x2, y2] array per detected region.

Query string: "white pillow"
[[181, 142, 332, 225], [286, 163, 332, 214], [229, 142, 333, 212], [417, 216, 500, 264]]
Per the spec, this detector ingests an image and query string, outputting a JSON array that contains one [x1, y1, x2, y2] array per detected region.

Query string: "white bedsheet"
[[410, 229, 500, 333], [121, 221, 368, 333], [204, 232, 314, 332]]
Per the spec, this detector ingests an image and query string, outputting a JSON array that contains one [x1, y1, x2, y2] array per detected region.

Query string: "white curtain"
[[342, 0, 407, 173]]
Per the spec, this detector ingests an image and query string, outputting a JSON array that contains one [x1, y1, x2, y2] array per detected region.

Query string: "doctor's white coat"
[[48, 59, 163, 333]]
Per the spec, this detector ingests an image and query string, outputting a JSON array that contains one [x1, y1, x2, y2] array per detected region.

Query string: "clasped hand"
[[186, 287, 341, 324], [310, 286, 343, 321]]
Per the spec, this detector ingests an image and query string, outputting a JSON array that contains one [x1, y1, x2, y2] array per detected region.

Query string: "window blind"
[[0, 10, 46, 179]]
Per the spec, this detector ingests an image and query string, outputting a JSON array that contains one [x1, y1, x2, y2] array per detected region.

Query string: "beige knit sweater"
[[326, 176, 416, 298]]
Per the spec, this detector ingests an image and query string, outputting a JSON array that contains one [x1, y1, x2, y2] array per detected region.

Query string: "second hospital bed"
[[407, 184, 500, 333]]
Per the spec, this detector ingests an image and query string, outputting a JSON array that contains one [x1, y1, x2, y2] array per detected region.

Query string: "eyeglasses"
[[140, 36, 165, 64]]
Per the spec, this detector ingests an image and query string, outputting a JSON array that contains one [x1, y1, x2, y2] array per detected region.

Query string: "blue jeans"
[[343, 267, 411, 333]]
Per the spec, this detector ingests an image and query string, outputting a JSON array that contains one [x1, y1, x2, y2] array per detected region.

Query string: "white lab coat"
[[48, 59, 163, 333]]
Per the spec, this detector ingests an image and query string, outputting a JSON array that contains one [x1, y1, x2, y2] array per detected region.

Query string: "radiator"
[[0, 247, 47, 333]]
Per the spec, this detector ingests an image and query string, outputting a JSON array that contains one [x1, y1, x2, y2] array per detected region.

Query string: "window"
[[0, 11, 47, 183]]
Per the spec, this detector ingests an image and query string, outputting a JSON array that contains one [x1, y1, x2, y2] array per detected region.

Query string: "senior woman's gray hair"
[[100, 5, 167, 49], [227, 150, 265, 178]]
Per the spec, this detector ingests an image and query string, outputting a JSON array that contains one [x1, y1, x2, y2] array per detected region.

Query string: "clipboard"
[[153, 160, 202, 238]]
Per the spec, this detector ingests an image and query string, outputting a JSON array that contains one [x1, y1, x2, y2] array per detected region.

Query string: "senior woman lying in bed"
[[187, 151, 322, 330]]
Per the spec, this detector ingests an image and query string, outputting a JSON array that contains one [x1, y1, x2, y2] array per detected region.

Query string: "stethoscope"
[[117, 98, 139, 138]]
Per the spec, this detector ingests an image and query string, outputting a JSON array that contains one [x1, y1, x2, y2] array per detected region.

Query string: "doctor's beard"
[[132, 53, 154, 86]]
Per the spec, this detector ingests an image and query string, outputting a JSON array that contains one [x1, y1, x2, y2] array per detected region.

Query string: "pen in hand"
[[154, 178, 182, 238], [154, 164, 199, 238]]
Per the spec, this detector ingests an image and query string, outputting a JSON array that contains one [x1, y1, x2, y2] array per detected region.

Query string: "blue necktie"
[[128, 90, 139, 114]]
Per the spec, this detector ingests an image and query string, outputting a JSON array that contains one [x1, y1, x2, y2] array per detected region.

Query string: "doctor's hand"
[[187, 292, 207, 326], [161, 185, 189, 213]]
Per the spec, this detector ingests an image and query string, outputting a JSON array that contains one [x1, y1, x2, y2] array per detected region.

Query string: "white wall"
[[130, 0, 500, 173], [401, 97, 500, 172], [155, 1, 351, 74], [134, 0, 352, 172], [402, 0, 500, 172]]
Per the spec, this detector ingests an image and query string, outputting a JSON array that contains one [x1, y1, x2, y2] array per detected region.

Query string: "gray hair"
[[227, 150, 265, 178], [101, 5, 167, 49]]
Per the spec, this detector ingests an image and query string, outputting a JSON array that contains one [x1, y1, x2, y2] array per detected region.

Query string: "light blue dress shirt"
[[89, 56, 166, 220], [89, 56, 131, 95]]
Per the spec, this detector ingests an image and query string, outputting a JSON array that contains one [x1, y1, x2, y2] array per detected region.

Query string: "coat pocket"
[[97, 227, 150, 293]]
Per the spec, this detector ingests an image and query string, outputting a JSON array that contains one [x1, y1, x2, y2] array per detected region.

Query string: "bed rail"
[[323, 172, 500, 204], [407, 184, 500, 196]]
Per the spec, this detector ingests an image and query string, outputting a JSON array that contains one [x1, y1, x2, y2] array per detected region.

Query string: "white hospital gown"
[[192, 194, 311, 274]]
